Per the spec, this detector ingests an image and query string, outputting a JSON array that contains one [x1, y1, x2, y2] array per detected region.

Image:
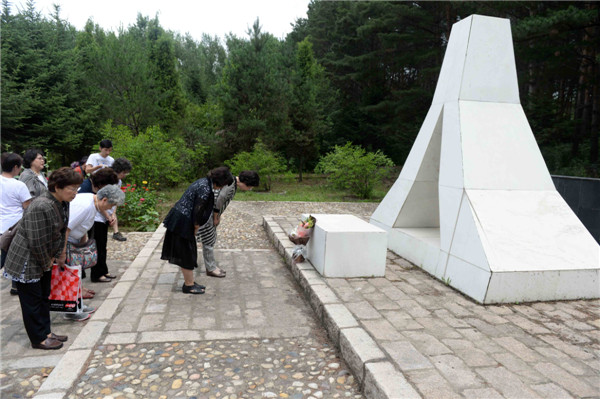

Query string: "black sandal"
[[182, 283, 205, 294]]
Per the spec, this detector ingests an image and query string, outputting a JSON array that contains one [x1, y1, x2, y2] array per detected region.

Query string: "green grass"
[[235, 174, 389, 202], [155, 174, 392, 219]]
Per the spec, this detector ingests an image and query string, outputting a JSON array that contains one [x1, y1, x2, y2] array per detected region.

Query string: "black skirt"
[[161, 229, 198, 270]]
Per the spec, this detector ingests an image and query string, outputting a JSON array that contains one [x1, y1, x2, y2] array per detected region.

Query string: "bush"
[[118, 181, 161, 231], [225, 140, 288, 191], [315, 142, 394, 199], [104, 123, 206, 187]]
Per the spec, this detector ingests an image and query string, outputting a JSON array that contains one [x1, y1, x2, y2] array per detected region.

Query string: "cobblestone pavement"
[[70, 339, 360, 399], [1, 201, 374, 398]]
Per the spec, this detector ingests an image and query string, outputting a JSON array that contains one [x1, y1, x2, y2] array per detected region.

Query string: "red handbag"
[[48, 264, 82, 313]]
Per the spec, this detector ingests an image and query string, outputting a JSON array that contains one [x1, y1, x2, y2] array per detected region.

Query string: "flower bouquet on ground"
[[292, 245, 307, 263], [288, 215, 317, 245], [289, 215, 316, 263]]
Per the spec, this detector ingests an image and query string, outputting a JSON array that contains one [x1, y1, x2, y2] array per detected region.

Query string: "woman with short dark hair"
[[19, 149, 47, 198], [161, 166, 234, 294], [3, 167, 82, 350], [196, 170, 259, 277], [1, 153, 32, 295]]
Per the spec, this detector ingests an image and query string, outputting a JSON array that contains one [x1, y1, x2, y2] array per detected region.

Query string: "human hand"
[[56, 253, 66, 268], [213, 213, 221, 227]]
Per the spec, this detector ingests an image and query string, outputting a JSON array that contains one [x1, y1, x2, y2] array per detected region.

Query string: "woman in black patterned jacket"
[[196, 171, 259, 278], [3, 167, 82, 350], [161, 167, 233, 294]]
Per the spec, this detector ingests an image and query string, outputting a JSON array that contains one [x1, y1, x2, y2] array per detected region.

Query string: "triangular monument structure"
[[370, 15, 600, 304]]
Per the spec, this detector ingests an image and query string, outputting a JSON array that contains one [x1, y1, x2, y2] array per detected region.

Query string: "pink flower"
[[140, 198, 145, 202]]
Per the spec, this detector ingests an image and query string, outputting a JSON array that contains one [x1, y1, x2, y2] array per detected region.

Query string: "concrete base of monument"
[[381, 226, 600, 304]]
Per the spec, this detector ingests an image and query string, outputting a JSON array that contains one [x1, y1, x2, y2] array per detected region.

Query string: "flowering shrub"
[[118, 181, 161, 231]]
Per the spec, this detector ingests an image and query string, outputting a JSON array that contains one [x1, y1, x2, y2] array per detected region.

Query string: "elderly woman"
[[60, 185, 125, 321], [3, 167, 82, 350], [161, 166, 233, 294], [19, 149, 48, 199], [196, 171, 259, 278], [77, 168, 120, 283]]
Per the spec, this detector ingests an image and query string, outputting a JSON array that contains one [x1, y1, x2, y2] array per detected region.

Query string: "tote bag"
[[66, 239, 97, 270], [49, 264, 82, 313]]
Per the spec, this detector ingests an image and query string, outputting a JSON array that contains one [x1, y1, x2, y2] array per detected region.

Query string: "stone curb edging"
[[33, 225, 167, 399], [263, 216, 422, 399]]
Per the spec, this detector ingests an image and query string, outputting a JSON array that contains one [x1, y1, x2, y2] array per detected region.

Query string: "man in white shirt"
[[1, 152, 32, 295], [85, 139, 114, 175]]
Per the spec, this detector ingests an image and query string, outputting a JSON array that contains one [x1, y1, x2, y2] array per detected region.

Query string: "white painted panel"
[[422, 242, 442, 275], [449, 193, 490, 272], [398, 104, 444, 181], [415, 107, 442, 182], [432, 17, 472, 105], [434, 250, 449, 279], [388, 229, 426, 267], [485, 269, 600, 304], [468, 190, 600, 272], [388, 228, 440, 271], [445, 255, 491, 303], [306, 215, 387, 278], [439, 101, 464, 189], [306, 222, 327, 275], [460, 101, 554, 190], [322, 230, 387, 278], [309, 214, 387, 233], [459, 15, 519, 104], [370, 177, 412, 229], [395, 181, 439, 228], [438, 186, 464, 253]]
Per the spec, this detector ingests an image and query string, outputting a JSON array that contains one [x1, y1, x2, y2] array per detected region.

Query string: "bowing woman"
[[161, 167, 233, 294]]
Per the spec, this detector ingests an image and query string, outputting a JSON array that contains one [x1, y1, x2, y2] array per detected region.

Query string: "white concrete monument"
[[370, 15, 600, 304], [306, 214, 387, 278]]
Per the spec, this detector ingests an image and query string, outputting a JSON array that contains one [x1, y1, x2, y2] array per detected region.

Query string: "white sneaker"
[[82, 305, 96, 314], [64, 312, 91, 322]]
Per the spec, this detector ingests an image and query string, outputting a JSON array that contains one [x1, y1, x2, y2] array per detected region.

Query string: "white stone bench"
[[305, 214, 388, 278]]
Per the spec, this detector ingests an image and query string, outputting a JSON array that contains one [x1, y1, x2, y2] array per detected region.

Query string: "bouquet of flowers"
[[292, 245, 307, 263], [289, 215, 317, 245]]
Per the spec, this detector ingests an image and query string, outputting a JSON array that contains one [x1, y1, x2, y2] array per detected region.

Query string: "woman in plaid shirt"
[[3, 167, 83, 350]]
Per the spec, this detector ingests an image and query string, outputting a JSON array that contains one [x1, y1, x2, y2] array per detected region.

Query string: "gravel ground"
[[108, 201, 378, 259]]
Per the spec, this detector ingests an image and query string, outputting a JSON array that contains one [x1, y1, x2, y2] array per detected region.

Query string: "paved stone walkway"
[[1, 201, 599, 399], [265, 216, 600, 399]]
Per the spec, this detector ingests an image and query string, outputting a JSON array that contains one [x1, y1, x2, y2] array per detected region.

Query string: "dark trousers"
[[90, 221, 109, 281], [16, 270, 52, 345], [1, 249, 18, 292]]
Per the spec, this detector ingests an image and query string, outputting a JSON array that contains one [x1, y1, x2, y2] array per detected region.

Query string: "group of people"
[[0, 140, 129, 349], [1, 139, 260, 351]]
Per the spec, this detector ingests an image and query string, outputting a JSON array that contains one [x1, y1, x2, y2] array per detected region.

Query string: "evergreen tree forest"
[[2, 1, 599, 180]]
